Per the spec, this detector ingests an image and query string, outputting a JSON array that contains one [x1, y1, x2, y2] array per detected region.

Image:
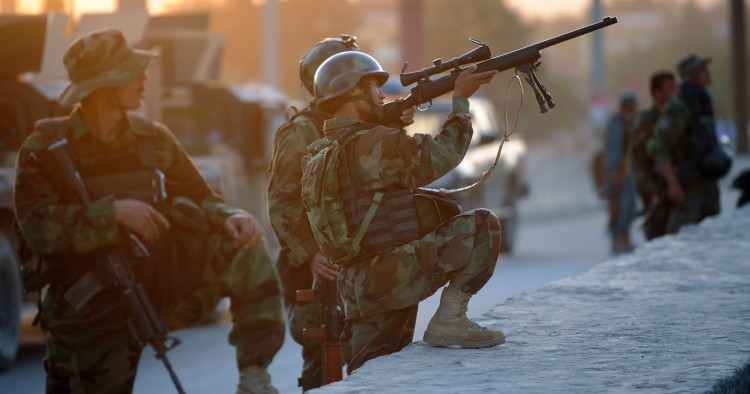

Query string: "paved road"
[[0, 207, 615, 394]]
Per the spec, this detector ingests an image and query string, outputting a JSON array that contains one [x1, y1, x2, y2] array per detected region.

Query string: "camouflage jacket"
[[267, 107, 327, 268], [321, 96, 471, 200], [628, 106, 661, 200], [14, 108, 243, 255], [648, 83, 716, 171], [648, 95, 691, 168]]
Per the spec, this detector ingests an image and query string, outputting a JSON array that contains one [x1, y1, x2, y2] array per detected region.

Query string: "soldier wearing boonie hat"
[[676, 54, 711, 81], [648, 53, 727, 235], [14, 28, 285, 393], [58, 28, 158, 107]]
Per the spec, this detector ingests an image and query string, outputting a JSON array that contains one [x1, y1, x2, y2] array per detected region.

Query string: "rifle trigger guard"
[[417, 100, 433, 112]]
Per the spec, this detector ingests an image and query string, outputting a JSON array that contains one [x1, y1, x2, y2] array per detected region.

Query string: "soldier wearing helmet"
[[648, 54, 731, 235], [300, 52, 505, 374], [267, 35, 414, 391], [14, 28, 285, 393]]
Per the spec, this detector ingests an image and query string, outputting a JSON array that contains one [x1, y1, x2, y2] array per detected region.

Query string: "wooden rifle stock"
[[296, 279, 343, 385]]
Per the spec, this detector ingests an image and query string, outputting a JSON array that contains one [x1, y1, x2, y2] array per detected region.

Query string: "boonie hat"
[[677, 54, 711, 80], [58, 28, 158, 107]]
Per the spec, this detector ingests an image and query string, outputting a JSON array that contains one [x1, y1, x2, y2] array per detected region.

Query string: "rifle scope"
[[400, 39, 491, 87]]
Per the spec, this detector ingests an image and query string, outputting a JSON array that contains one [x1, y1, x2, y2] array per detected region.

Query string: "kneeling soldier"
[[300, 51, 505, 374]]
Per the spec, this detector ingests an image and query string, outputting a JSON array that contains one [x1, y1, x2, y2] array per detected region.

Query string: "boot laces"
[[460, 297, 487, 332]]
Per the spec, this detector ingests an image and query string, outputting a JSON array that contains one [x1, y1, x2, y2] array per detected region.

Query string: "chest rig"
[[303, 124, 456, 265], [33, 116, 166, 284]]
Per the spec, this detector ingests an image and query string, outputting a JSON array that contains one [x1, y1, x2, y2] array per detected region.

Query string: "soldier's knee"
[[472, 208, 500, 232]]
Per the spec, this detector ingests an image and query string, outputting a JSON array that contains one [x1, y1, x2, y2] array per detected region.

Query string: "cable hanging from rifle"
[[424, 72, 524, 195]]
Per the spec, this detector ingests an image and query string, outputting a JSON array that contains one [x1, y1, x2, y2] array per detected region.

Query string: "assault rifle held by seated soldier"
[[47, 138, 186, 394], [383, 16, 619, 126], [296, 279, 344, 385]]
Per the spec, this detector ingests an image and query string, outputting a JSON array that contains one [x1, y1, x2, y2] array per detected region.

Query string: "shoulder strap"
[[35, 117, 71, 143]]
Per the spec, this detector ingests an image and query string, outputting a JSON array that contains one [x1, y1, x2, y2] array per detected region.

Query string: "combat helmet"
[[313, 51, 389, 113], [299, 34, 359, 96]]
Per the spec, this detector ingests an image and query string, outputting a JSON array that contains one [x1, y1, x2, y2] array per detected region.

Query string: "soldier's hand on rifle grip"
[[395, 100, 416, 127], [453, 65, 499, 99], [224, 213, 263, 249], [310, 252, 339, 282], [113, 198, 170, 244]]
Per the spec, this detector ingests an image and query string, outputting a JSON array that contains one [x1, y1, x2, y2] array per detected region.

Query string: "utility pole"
[[400, 0, 425, 72], [730, 0, 747, 154], [589, 0, 607, 143], [262, 0, 279, 87]]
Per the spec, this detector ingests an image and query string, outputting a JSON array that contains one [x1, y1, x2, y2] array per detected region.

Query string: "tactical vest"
[[21, 115, 208, 314], [301, 123, 460, 265]]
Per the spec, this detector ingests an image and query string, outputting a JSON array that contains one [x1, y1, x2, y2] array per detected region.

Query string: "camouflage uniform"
[[14, 109, 285, 393], [312, 97, 501, 373], [628, 106, 661, 210], [267, 107, 327, 389], [648, 83, 720, 234]]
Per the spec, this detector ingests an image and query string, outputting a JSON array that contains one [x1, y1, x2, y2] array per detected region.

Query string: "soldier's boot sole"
[[423, 330, 506, 349]]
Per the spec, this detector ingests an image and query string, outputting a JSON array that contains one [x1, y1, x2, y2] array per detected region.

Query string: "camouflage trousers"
[[665, 180, 720, 234], [339, 208, 501, 374], [40, 234, 285, 394], [287, 301, 324, 391]]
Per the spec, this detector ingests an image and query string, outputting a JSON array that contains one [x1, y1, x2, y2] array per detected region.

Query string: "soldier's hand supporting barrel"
[[453, 64, 498, 99]]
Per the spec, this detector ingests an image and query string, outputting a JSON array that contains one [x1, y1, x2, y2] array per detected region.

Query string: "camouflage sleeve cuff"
[[207, 203, 247, 229], [451, 96, 471, 116], [286, 236, 321, 267]]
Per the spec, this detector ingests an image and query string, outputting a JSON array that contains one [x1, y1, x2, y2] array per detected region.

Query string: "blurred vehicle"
[[405, 96, 530, 253], [0, 14, 68, 370]]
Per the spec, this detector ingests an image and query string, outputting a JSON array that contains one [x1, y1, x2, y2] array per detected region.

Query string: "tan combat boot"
[[423, 286, 506, 348], [236, 365, 279, 394]]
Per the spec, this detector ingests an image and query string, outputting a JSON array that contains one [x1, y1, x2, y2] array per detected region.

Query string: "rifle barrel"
[[508, 17, 617, 58], [382, 17, 618, 125]]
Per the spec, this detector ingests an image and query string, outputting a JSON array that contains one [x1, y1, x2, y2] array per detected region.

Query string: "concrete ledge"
[[316, 207, 750, 393]]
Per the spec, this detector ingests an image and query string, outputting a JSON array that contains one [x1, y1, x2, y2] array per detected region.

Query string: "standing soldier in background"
[[628, 71, 677, 240], [605, 91, 638, 254], [13, 29, 285, 393], [302, 52, 504, 374], [648, 54, 731, 235], [267, 35, 359, 391]]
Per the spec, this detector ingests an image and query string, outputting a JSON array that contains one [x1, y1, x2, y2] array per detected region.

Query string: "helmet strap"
[[340, 91, 384, 122]]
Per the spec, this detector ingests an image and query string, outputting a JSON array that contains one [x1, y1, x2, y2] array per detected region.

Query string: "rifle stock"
[[297, 279, 343, 386], [383, 17, 618, 125]]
